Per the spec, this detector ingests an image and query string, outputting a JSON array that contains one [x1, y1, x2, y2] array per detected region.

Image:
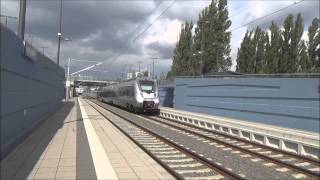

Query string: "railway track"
[[88, 99, 320, 179], [142, 115, 320, 179], [86, 100, 244, 180]]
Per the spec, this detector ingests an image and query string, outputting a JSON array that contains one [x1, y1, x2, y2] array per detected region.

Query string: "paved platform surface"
[[1, 98, 173, 179]]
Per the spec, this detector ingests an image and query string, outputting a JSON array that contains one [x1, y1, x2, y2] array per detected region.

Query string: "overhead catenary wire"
[[230, 0, 305, 32], [132, 0, 176, 43], [70, 1, 174, 75], [100, 0, 300, 63], [128, 1, 165, 42], [229, 1, 261, 18], [105, 0, 176, 67], [73, 0, 303, 77], [70, 1, 165, 75]]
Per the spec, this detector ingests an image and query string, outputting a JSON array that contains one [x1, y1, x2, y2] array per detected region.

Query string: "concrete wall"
[[0, 26, 65, 157], [174, 77, 320, 132]]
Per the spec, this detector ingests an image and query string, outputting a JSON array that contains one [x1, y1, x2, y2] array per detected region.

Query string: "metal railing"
[[176, 73, 320, 79]]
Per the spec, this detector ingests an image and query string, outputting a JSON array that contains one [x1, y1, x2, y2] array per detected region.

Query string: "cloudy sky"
[[1, 0, 319, 79]]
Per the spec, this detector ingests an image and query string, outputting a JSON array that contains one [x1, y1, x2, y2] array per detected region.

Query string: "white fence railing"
[[159, 107, 320, 159]]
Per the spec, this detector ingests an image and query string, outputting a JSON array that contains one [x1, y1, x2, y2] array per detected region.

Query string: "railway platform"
[[0, 98, 173, 180]]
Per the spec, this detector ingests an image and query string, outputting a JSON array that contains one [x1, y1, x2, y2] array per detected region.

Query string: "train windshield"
[[139, 80, 155, 93]]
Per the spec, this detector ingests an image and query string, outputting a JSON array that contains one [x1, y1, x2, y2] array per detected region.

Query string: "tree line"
[[167, 0, 231, 78], [236, 14, 319, 74], [167, 0, 319, 78]]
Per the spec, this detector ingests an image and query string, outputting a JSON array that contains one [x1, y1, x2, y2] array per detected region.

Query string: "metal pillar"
[[56, 0, 63, 65], [138, 61, 141, 72], [18, 0, 26, 39], [200, 23, 204, 76], [152, 59, 155, 79], [66, 58, 70, 100]]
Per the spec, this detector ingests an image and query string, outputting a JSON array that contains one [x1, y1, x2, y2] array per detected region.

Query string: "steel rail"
[[88, 100, 246, 180], [145, 115, 320, 179], [85, 100, 183, 180], [154, 115, 320, 164]]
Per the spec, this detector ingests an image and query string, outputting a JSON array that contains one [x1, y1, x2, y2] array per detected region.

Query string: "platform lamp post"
[[56, 0, 63, 65], [56, 35, 71, 65], [18, 0, 26, 39]]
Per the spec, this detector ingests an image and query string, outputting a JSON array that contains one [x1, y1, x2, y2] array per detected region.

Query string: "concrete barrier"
[[0, 25, 65, 158], [174, 77, 320, 132], [160, 107, 320, 159]]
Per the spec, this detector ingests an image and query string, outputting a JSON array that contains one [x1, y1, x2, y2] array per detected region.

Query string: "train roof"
[[104, 78, 156, 88]]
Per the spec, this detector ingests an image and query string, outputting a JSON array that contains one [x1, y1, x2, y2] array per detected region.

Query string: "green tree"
[[253, 27, 267, 73], [236, 31, 255, 73], [290, 13, 304, 73], [298, 40, 310, 72], [265, 22, 282, 73], [216, 0, 232, 71], [168, 21, 193, 77], [307, 18, 320, 72], [236, 27, 268, 74], [193, 6, 212, 75], [193, 0, 231, 75], [280, 14, 294, 73]]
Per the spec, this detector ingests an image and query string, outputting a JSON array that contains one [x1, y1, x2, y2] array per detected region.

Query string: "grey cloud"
[[24, 1, 156, 53], [147, 41, 175, 59], [164, 1, 207, 23]]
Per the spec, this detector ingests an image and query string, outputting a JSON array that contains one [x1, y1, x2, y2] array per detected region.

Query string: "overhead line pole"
[[137, 61, 142, 72], [151, 57, 160, 79], [18, 0, 26, 39]]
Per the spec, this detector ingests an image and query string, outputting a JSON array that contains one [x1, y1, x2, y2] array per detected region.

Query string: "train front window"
[[139, 81, 155, 93]]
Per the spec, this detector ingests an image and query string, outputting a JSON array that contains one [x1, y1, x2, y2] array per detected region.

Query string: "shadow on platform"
[[0, 101, 75, 179]]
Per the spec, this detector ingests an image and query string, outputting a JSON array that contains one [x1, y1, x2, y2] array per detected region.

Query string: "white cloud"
[[143, 19, 182, 45]]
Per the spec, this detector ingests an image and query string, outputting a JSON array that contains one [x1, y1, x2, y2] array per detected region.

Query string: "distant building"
[[126, 71, 149, 80]]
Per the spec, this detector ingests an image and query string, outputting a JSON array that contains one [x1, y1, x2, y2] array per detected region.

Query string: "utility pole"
[[200, 23, 204, 76], [199, 20, 209, 76], [56, 0, 63, 65], [18, 0, 26, 39], [153, 60, 155, 79], [151, 57, 159, 79]]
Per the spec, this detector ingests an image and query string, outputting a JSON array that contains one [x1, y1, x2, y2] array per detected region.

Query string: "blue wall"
[[174, 77, 320, 132], [159, 86, 174, 107], [0, 26, 65, 157]]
